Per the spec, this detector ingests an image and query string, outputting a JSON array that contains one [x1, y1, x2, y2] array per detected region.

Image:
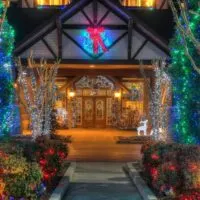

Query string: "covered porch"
[[20, 63, 155, 131]]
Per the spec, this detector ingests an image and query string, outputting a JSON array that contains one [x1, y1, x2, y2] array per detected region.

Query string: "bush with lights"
[[141, 142, 200, 199], [15, 136, 68, 186], [0, 143, 42, 199], [34, 137, 68, 184]]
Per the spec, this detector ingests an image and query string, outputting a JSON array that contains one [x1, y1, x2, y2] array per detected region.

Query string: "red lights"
[[151, 153, 160, 160], [150, 167, 158, 180], [168, 165, 177, 171], [188, 163, 198, 172]]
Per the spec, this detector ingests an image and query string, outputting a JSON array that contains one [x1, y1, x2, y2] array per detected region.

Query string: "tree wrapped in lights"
[[169, 0, 200, 75], [17, 56, 59, 140], [140, 60, 171, 141], [169, 0, 200, 144], [0, 0, 20, 137]]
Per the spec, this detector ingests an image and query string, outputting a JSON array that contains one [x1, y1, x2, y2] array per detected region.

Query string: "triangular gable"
[[15, 0, 169, 62]]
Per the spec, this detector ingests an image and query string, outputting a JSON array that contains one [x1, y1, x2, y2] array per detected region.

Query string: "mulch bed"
[[116, 136, 151, 144]]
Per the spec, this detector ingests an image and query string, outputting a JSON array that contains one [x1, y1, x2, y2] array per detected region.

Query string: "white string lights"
[[140, 60, 172, 141], [17, 56, 59, 140]]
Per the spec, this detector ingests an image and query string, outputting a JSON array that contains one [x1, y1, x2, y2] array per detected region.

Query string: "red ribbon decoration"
[[87, 27, 108, 54]]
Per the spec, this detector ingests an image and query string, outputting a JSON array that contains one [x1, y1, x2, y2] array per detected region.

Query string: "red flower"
[[151, 153, 160, 160], [43, 172, 50, 180], [168, 165, 176, 171], [39, 159, 47, 166], [150, 168, 158, 180], [179, 192, 200, 200], [58, 151, 65, 159], [48, 148, 55, 155]]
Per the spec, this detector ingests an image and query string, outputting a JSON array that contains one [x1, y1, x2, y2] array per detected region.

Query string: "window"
[[121, 0, 155, 7], [36, 0, 71, 6]]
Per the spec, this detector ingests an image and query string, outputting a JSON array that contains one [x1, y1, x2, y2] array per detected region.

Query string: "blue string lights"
[[169, 3, 200, 144], [0, 1, 20, 137]]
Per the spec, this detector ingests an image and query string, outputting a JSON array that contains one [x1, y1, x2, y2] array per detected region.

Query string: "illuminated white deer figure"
[[137, 119, 148, 136]]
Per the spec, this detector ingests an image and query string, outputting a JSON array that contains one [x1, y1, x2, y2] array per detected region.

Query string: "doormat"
[[116, 136, 151, 144]]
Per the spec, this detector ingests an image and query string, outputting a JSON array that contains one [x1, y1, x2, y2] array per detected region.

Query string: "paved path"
[[63, 162, 142, 200], [57, 129, 142, 162]]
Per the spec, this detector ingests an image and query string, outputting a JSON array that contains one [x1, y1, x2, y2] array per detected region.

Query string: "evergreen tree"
[[169, 0, 200, 144], [0, 1, 20, 137]]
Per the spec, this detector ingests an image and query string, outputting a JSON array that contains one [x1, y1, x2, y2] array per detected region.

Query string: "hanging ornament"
[[85, 27, 108, 55]]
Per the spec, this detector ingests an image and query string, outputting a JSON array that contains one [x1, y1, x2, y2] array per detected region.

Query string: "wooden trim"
[[19, 58, 155, 65], [56, 18, 62, 59], [62, 30, 94, 58], [59, 76, 82, 91], [60, 0, 91, 21], [15, 24, 56, 56], [42, 38, 57, 59], [97, 10, 110, 26], [133, 21, 169, 55], [62, 24, 128, 30], [132, 39, 148, 60], [81, 10, 93, 25], [57, 68, 154, 77], [128, 19, 133, 60], [106, 76, 131, 93], [98, 0, 130, 23]]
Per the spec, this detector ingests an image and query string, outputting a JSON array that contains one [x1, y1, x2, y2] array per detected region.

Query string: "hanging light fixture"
[[114, 91, 121, 98], [68, 90, 75, 98]]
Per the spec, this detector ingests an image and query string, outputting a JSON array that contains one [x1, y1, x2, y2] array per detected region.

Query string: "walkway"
[[57, 129, 142, 162], [63, 162, 142, 200]]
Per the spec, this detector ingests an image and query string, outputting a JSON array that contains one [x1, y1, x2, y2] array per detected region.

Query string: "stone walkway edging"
[[49, 162, 76, 200], [125, 162, 158, 200]]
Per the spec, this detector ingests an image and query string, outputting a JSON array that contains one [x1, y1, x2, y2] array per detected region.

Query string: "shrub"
[[35, 137, 68, 184], [141, 142, 200, 197], [0, 151, 42, 199]]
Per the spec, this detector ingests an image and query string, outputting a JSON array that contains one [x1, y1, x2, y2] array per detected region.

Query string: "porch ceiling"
[[57, 67, 154, 77], [57, 64, 154, 69]]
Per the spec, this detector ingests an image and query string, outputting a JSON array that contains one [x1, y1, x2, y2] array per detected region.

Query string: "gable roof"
[[7, 0, 175, 57], [7, 7, 174, 46]]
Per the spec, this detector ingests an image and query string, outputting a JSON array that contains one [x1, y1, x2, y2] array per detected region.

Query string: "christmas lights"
[[169, 0, 200, 144], [83, 27, 109, 55], [17, 57, 59, 140], [140, 60, 171, 141], [0, 0, 20, 137]]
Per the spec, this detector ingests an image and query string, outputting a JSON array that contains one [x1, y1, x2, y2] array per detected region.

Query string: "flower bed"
[[141, 141, 200, 199], [0, 136, 68, 200]]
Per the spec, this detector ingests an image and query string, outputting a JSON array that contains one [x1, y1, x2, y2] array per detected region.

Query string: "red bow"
[[87, 27, 107, 54]]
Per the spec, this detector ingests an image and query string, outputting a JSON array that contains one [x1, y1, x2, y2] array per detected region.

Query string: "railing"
[[36, 0, 155, 8], [121, 0, 155, 7], [36, 0, 71, 6]]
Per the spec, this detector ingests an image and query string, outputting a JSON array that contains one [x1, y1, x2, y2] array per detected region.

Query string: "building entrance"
[[83, 97, 106, 128]]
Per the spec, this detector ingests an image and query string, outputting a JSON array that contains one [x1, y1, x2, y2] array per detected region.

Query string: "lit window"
[[121, 0, 155, 7], [36, 0, 71, 6]]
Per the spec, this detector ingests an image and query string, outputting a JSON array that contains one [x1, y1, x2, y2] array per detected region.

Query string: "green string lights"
[[0, 0, 20, 137], [169, 2, 200, 144]]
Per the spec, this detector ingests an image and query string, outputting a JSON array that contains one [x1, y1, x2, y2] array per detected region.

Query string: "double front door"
[[83, 97, 106, 128]]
